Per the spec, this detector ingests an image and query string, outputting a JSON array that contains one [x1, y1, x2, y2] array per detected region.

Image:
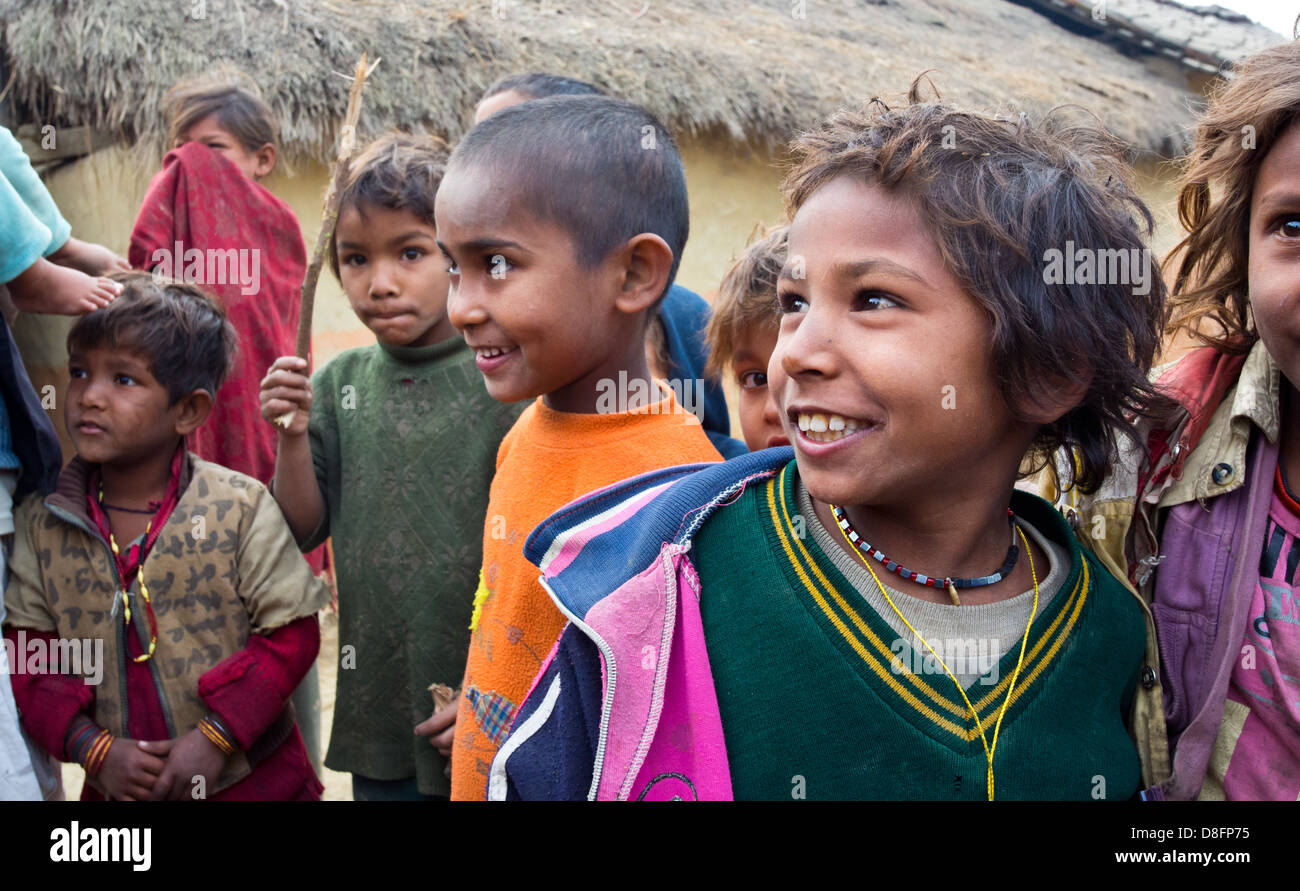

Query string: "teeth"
[[795, 412, 866, 443], [477, 346, 511, 359]]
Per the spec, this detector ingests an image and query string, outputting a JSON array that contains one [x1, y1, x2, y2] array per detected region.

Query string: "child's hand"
[[140, 731, 227, 801], [96, 738, 167, 801], [260, 356, 312, 436], [415, 701, 459, 759]]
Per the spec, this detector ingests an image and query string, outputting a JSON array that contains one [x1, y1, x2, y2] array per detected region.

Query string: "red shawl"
[[129, 142, 326, 574]]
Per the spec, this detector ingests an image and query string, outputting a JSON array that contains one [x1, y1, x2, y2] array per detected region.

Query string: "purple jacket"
[[1046, 339, 1279, 799], [488, 448, 792, 800]]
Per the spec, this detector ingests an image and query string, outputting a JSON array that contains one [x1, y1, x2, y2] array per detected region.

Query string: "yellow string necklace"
[[99, 485, 158, 663], [829, 505, 1039, 801]]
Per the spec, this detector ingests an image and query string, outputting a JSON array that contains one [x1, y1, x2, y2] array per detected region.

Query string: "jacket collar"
[[45, 447, 196, 531], [1158, 339, 1279, 508], [525, 447, 791, 621]]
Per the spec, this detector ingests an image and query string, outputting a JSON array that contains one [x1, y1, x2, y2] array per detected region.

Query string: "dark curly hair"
[[781, 78, 1172, 493], [67, 272, 237, 404]]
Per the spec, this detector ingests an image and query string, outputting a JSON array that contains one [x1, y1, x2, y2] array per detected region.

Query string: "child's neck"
[[813, 480, 1048, 608], [543, 341, 664, 415], [96, 444, 178, 511]]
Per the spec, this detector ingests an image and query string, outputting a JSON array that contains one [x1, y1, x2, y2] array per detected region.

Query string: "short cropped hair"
[[166, 69, 278, 155], [482, 72, 605, 101], [449, 95, 689, 299], [67, 272, 237, 405], [327, 132, 451, 278], [782, 83, 1170, 493], [705, 225, 787, 379]]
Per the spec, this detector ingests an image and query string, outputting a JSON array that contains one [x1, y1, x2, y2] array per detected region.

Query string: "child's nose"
[[778, 306, 838, 379], [368, 261, 400, 299], [447, 277, 487, 331]]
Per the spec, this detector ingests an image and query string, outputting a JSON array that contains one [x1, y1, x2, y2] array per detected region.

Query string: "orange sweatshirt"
[[450, 389, 721, 799]]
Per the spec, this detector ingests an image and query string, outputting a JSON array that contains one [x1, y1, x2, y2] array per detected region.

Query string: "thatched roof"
[[1016, 0, 1285, 72], [0, 0, 1271, 161]]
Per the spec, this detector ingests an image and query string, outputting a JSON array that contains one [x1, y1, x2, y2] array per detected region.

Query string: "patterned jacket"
[[3, 452, 330, 794]]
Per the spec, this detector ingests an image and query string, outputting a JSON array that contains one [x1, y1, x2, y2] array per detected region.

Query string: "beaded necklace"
[[829, 504, 1039, 801], [830, 505, 1018, 605]]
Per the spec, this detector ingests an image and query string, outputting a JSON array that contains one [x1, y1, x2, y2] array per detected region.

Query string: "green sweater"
[[693, 460, 1144, 801], [302, 336, 524, 795]]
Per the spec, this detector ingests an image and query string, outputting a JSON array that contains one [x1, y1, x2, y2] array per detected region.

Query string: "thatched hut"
[[0, 0, 1283, 453]]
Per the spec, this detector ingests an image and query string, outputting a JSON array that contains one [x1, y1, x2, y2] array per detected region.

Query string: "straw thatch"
[[0, 0, 1271, 160]]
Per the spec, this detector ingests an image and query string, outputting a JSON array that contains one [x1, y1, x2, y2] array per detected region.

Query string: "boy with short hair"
[[4, 273, 329, 800], [432, 95, 722, 799], [474, 72, 746, 458], [261, 133, 523, 800], [705, 225, 788, 452]]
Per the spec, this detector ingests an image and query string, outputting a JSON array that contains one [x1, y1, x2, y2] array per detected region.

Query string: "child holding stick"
[[261, 134, 522, 800]]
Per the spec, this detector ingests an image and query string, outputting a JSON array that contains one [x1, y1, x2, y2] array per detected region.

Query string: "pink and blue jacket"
[[487, 447, 792, 800]]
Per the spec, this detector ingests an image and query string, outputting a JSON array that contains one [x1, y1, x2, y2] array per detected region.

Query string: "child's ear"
[[173, 389, 215, 437], [253, 143, 276, 180], [1020, 372, 1091, 426], [613, 234, 674, 316]]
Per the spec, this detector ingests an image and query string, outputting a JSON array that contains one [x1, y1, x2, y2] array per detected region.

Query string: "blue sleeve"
[[0, 127, 70, 258], [0, 173, 53, 283], [494, 623, 605, 801]]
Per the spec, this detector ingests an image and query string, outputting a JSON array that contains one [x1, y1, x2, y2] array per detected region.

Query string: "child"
[[129, 72, 315, 532], [489, 91, 1171, 800], [431, 95, 723, 799], [3, 273, 329, 800], [705, 225, 788, 452], [260, 133, 524, 800], [1044, 38, 1300, 801], [474, 72, 747, 458]]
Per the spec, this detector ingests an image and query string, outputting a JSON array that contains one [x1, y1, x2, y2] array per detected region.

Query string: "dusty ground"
[[61, 609, 352, 801]]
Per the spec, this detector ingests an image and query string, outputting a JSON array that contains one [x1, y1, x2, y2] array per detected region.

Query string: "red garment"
[[4, 619, 321, 800], [128, 141, 326, 575]]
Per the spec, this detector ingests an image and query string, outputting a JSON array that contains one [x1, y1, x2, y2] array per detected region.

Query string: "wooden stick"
[[275, 54, 379, 429]]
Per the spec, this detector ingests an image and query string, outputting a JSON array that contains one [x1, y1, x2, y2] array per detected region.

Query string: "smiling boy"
[[431, 95, 721, 799], [4, 274, 329, 800]]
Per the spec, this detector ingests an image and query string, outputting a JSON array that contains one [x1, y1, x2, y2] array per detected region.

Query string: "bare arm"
[[259, 356, 326, 543]]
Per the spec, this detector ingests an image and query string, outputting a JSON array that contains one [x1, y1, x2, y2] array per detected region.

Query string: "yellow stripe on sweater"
[[768, 466, 1089, 740]]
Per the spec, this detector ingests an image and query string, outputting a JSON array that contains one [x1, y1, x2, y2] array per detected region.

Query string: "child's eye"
[[115, 374, 136, 386], [856, 290, 899, 311], [69, 367, 86, 380], [402, 247, 426, 262], [778, 291, 808, 314], [739, 370, 768, 390], [343, 253, 366, 268], [445, 261, 460, 276], [1278, 216, 1300, 239], [486, 255, 513, 276]]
